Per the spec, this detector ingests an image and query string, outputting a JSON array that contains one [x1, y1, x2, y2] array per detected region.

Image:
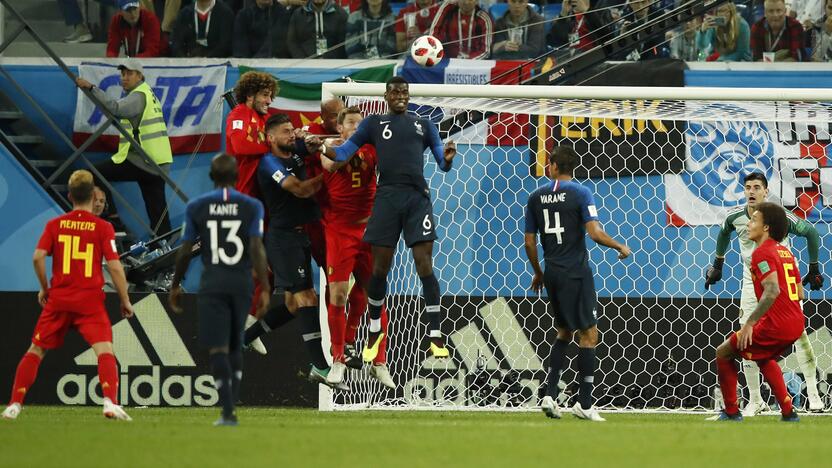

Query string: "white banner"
[[666, 103, 832, 225], [72, 62, 227, 154]]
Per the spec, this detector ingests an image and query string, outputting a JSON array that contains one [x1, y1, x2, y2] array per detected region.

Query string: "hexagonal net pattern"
[[322, 91, 832, 412]]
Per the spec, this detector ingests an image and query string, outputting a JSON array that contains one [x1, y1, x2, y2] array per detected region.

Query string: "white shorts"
[[739, 282, 757, 325]]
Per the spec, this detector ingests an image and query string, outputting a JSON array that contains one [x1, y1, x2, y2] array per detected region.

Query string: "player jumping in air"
[[320, 106, 393, 388], [2, 170, 133, 421], [524, 146, 631, 422], [169, 154, 270, 426], [712, 202, 804, 422], [704, 172, 824, 414], [320, 76, 457, 361]]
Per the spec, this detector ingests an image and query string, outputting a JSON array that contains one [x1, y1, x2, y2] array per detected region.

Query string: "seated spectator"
[[107, 1, 162, 57], [619, 0, 668, 60], [429, 0, 494, 59], [345, 0, 397, 58], [547, 0, 612, 55], [171, 0, 234, 57], [395, 0, 440, 53], [492, 0, 545, 59], [667, 18, 701, 61], [287, 0, 349, 58], [751, 0, 805, 61], [696, 2, 751, 61], [812, 0, 832, 60], [233, 0, 291, 57]]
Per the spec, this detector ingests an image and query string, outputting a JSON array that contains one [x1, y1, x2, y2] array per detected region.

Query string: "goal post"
[[318, 82, 832, 412]]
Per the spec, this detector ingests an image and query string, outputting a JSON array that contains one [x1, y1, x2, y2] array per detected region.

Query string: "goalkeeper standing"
[[705, 172, 825, 414]]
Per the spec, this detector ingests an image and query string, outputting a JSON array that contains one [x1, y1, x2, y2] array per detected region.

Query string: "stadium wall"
[[0, 60, 831, 301]]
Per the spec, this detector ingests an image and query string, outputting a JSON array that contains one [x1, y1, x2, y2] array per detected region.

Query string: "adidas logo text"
[[56, 294, 218, 407]]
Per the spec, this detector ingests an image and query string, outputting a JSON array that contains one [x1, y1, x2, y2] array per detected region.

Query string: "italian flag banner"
[[238, 65, 395, 130]]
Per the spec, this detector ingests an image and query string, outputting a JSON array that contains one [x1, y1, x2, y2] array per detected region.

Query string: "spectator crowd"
[[57, 0, 832, 61]]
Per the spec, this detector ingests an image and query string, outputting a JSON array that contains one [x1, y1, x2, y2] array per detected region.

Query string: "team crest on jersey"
[[298, 266, 306, 278], [414, 121, 423, 136]]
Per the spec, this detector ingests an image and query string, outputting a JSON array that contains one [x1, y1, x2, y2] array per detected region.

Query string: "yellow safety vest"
[[112, 81, 173, 165]]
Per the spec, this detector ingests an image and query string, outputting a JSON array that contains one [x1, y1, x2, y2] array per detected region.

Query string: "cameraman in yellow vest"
[[76, 58, 173, 237]]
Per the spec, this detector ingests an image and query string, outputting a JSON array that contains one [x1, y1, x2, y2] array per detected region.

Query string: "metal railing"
[[0, 0, 189, 239]]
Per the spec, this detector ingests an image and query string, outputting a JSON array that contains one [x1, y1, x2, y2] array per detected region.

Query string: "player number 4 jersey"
[[750, 239, 805, 337], [323, 144, 377, 224]]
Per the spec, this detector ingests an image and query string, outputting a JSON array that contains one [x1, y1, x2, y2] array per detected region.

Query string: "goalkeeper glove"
[[704, 257, 724, 290], [802, 262, 824, 291]]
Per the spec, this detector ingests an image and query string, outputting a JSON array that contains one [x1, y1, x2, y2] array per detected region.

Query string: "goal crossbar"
[[322, 83, 832, 102]]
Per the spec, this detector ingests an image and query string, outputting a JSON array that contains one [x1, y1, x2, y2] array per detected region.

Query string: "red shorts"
[[729, 324, 800, 361], [326, 223, 372, 283], [32, 301, 112, 349], [304, 220, 327, 270]]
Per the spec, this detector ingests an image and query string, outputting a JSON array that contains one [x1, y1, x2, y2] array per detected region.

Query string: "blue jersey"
[[333, 113, 450, 192], [524, 179, 599, 271], [182, 187, 264, 294], [258, 153, 321, 229]]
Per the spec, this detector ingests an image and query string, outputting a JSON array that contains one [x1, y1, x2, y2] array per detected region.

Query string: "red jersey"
[[429, 3, 493, 60], [750, 239, 805, 338], [36, 210, 119, 307], [225, 104, 269, 197], [323, 144, 377, 225], [395, 2, 441, 37], [305, 121, 339, 211]]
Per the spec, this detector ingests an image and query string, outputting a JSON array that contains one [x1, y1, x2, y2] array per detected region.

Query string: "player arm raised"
[[586, 221, 631, 259], [320, 118, 371, 171], [279, 173, 324, 198], [789, 215, 824, 290], [704, 217, 735, 290]]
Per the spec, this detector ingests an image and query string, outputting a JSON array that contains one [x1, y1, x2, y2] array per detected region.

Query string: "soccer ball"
[[410, 35, 444, 67]]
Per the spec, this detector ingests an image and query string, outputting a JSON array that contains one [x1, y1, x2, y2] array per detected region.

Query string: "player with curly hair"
[[225, 71, 277, 355]]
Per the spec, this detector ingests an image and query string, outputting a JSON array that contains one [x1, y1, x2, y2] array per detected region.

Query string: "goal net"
[[319, 82, 832, 412]]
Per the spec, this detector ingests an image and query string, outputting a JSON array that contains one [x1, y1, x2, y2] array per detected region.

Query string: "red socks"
[[758, 359, 793, 416], [344, 288, 388, 364], [716, 357, 739, 415], [9, 352, 41, 405], [97, 353, 120, 403], [327, 303, 346, 362], [345, 286, 367, 344]]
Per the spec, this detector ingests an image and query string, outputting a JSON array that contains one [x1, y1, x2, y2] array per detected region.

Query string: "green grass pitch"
[[2, 407, 831, 467]]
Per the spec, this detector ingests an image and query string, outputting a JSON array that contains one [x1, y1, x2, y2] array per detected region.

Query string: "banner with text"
[[0, 292, 315, 407], [72, 63, 227, 155], [665, 101, 832, 225]]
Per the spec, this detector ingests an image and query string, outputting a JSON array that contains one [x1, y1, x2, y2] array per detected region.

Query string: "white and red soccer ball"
[[410, 35, 444, 67]]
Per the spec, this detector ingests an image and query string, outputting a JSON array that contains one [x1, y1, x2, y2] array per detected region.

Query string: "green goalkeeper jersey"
[[715, 205, 820, 283]]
